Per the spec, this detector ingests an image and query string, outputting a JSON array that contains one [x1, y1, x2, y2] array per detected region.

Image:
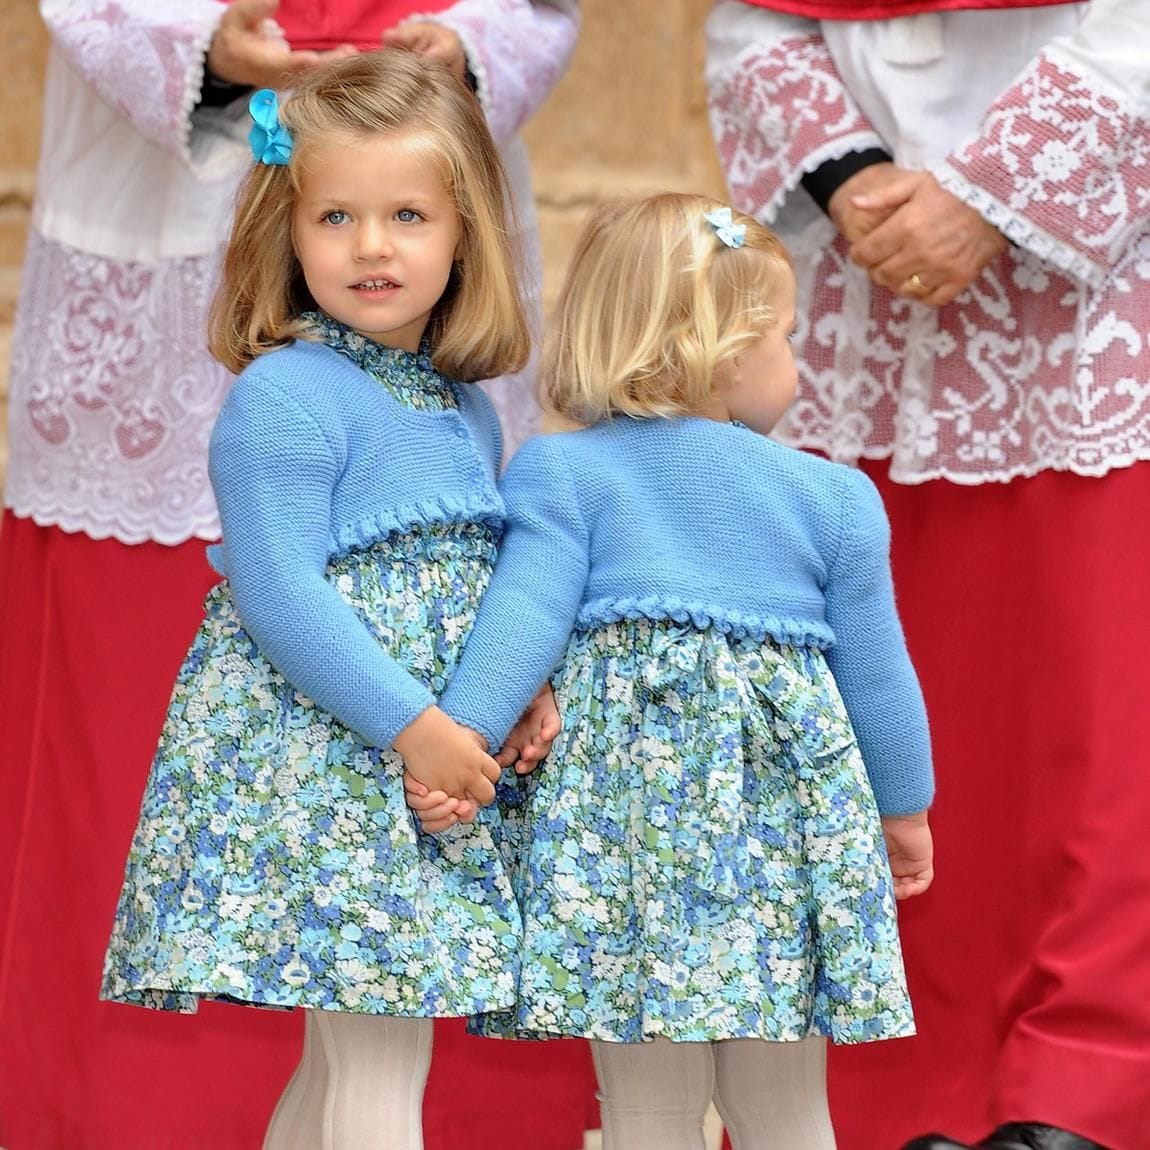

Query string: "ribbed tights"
[[263, 1012, 433, 1150], [591, 1036, 835, 1150]]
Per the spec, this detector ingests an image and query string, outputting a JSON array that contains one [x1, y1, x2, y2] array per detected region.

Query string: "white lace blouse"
[[5, 0, 578, 544]]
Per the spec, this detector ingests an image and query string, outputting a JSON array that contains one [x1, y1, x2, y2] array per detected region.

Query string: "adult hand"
[[847, 170, 1007, 307], [207, 0, 356, 91], [827, 161, 922, 245], [881, 812, 935, 900], [393, 706, 502, 806], [496, 686, 561, 776], [381, 22, 468, 83]]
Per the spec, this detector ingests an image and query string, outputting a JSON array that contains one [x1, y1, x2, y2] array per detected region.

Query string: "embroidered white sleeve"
[[932, 0, 1150, 289], [705, 3, 885, 228], [411, 0, 579, 144], [41, 0, 228, 162]]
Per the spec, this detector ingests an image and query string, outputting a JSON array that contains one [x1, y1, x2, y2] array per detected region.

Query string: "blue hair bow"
[[703, 206, 746, 250], [249, 89, 293, 166]]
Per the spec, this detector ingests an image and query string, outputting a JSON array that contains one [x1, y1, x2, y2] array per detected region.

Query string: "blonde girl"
[[102, 50, 548, 1149], [414, 192, 935, 1149]]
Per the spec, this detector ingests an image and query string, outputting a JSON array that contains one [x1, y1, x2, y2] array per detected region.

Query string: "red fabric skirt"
[[0, 512, 597, 1149], [825, 463, 1150, 1150]]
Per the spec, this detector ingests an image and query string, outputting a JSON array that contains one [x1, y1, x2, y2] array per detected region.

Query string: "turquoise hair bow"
[[703, 206, 746, 250], [249, 89, 293, 166]]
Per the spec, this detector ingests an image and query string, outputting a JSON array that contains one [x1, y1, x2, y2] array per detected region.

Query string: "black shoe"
[[900, 1124, 1110, 1150], [981, 1124, 1110, 1150]]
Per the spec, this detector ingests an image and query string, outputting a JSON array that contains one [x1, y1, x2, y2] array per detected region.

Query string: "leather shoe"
[[901, 1123, 1110, 1150]]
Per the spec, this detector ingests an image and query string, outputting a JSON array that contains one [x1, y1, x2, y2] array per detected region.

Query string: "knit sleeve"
[[822, 469, 933, 815], [209, 372, 436, 750], [440, 435, 589, 748]]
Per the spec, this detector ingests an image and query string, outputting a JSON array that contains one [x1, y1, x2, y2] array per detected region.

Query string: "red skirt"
[[0, 512, 597, 1149], [825, 463, 1150, 1150]]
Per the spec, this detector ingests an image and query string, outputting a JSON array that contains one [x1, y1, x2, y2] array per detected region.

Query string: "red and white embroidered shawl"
[[706, 0, 1150, 484]]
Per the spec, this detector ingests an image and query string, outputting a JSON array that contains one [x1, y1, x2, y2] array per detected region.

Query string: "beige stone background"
[[0, 0, 725, 493]]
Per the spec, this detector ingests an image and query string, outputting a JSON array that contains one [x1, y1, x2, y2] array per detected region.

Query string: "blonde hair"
[[209, 50, 530, 381], [540, 193, 792, 424]]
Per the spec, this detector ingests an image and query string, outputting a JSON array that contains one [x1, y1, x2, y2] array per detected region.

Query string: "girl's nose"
[[355, 220, 393, 261]]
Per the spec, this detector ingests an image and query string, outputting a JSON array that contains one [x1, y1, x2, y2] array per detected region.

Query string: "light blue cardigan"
[[441, 416, 933, 815], [207, 339, 503, 749]]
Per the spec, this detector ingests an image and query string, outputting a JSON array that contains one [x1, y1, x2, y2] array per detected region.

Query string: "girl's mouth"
[[352, 278, 400, 291]]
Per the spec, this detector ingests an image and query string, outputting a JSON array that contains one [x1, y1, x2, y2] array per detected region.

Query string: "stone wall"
[[0, 0, 725, 493]]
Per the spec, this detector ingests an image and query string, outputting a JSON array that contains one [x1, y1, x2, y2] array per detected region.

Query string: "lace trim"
[[575, 597, 836, 650], [708, 32, 886, 226], [930, 165, 1105, 290], [936, 48, 1150, 292]]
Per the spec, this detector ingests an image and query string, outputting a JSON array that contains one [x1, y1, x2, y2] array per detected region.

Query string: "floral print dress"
[[101, 321, 521, 1018], [475, 618, 914, 1046]]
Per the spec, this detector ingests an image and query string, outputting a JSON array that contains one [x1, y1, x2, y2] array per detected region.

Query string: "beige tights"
[[263, 1011, 433, 1150], [591, 1035, 836, 1150]]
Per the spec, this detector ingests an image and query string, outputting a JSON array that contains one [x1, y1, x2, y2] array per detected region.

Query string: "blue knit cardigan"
[[207, 339, 504, 749], [441, 416, 934, 815]]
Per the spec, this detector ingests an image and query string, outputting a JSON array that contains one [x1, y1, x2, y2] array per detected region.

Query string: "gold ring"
[[906, 272, 925, 293]]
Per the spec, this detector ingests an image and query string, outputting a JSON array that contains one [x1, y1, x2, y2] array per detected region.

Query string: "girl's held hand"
[[208, 0, 356, 90], [403, 774, 478, 834], [881, 811, 935, 900], [497, 685, 562, 775], [393, 707, 501, 807]]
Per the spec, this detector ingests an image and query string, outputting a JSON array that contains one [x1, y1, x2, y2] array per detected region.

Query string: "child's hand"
[[881, 811, 935, 900], [496, 685, 561, 776], [393, 707, 502, 806], [403, 773, 478, 834]]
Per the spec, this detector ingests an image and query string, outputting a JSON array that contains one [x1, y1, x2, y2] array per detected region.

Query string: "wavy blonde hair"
[[209, 50, 529, 381], [540, 193, 792, 424]]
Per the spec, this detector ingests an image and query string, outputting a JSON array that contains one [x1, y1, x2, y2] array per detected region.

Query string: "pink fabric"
[[275, 0, 454, 50], [741, 0, 1078, 22]]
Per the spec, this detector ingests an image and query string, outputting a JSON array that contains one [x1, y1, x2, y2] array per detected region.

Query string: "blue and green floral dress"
[[475, 618, 914, 1046], [101, 321, 521, 1017]]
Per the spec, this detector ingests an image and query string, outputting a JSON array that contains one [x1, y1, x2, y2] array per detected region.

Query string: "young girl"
[[101, 50, 548, 1149], [414, 193, 936, 1150]]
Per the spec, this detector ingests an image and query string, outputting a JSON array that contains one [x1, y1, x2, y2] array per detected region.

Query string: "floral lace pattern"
[[936, 50, 1150, 289], [707, 32, 884, 226], [4, 231, 230, 543], [708, 33, 1150, 483], [474, 619, 913, 1045], [102, 525, 522, 1016]]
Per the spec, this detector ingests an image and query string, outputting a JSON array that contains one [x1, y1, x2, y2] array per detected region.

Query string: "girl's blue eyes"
[[320, 209, 422, 225]]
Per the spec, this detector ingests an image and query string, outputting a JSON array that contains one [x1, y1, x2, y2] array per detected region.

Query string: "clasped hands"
[[397, 687, 561, 834], [828, 162, 1007, 307], [207, 0, 466, 91]]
